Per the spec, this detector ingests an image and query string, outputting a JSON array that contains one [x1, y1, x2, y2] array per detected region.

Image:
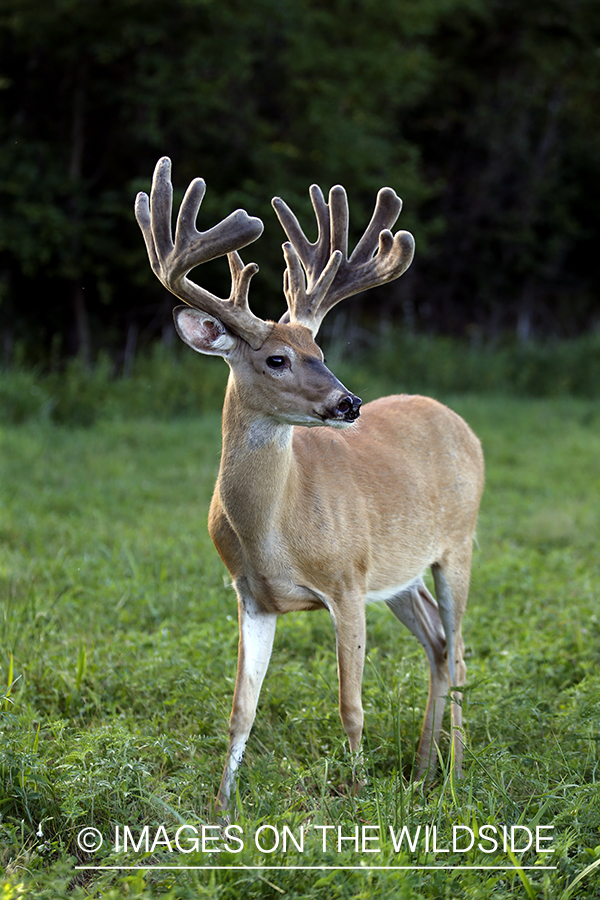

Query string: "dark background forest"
[[1, 0, 599, 367]]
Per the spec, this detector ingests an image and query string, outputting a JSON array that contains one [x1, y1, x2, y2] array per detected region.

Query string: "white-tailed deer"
[[135, 158, 484, 809]]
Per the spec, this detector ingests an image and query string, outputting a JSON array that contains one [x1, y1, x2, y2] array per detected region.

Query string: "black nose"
[[336, 394, 362, 421]]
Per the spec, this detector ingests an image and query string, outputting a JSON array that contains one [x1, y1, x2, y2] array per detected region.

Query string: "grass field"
[[1, 374, 600, 898]]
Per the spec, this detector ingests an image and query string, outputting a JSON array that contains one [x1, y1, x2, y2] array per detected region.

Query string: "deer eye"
[[266, 356, 287, 369]]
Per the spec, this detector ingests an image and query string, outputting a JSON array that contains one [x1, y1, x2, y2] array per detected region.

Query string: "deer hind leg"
[[329, 600, 367, 785], [385, 579, 448, 777], [217, 583, 277, 810], [432, 546, 472, 777]]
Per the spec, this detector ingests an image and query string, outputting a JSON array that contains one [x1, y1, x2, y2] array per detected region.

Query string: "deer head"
[[135, 158, 414, 428]]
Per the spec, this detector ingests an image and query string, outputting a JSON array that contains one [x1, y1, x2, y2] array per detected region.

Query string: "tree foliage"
[[0, 0, 598, 362]]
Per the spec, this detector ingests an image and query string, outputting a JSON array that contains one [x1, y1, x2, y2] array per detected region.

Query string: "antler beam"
[[135, 157, 273, 349], [272, 184, 415, 336]]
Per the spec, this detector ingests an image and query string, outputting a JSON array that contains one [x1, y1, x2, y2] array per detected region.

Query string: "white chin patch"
[[327, 418, 354, 430]]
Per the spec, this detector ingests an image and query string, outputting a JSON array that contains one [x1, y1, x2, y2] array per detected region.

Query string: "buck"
[[135, 157, 484, 809]]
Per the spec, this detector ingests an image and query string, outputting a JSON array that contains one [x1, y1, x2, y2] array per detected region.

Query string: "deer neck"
[[216, 376, 297, 545]]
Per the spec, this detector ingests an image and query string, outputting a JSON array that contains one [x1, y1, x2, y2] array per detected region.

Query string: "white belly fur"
[[365, 575, 425, 605]]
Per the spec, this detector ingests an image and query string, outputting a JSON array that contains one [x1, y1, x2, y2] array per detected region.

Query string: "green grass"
[[1, 388, 600, 898]]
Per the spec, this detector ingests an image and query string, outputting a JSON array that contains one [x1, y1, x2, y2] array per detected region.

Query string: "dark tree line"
[[0, 0, 599, 364]]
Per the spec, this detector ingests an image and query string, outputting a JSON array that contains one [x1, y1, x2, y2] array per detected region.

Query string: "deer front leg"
[[330, 601, 367, 786], [217, 585, 277, 810]]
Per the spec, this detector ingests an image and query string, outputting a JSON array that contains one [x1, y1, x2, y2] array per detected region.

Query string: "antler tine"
[[280, 242, 342, 325], [272, 182, 415, 337], [349, 187, 402, 266], [135, 157, 273, 350], [272, 183, 333, 292], [328, 185, 349, 259], [228, 251, 260, 310]]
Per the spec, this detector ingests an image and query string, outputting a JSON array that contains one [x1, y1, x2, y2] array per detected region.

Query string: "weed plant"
[[0, 345, 600, 897]]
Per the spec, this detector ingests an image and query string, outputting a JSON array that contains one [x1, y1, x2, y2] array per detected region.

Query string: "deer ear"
[[173, 306, 237, 357]]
